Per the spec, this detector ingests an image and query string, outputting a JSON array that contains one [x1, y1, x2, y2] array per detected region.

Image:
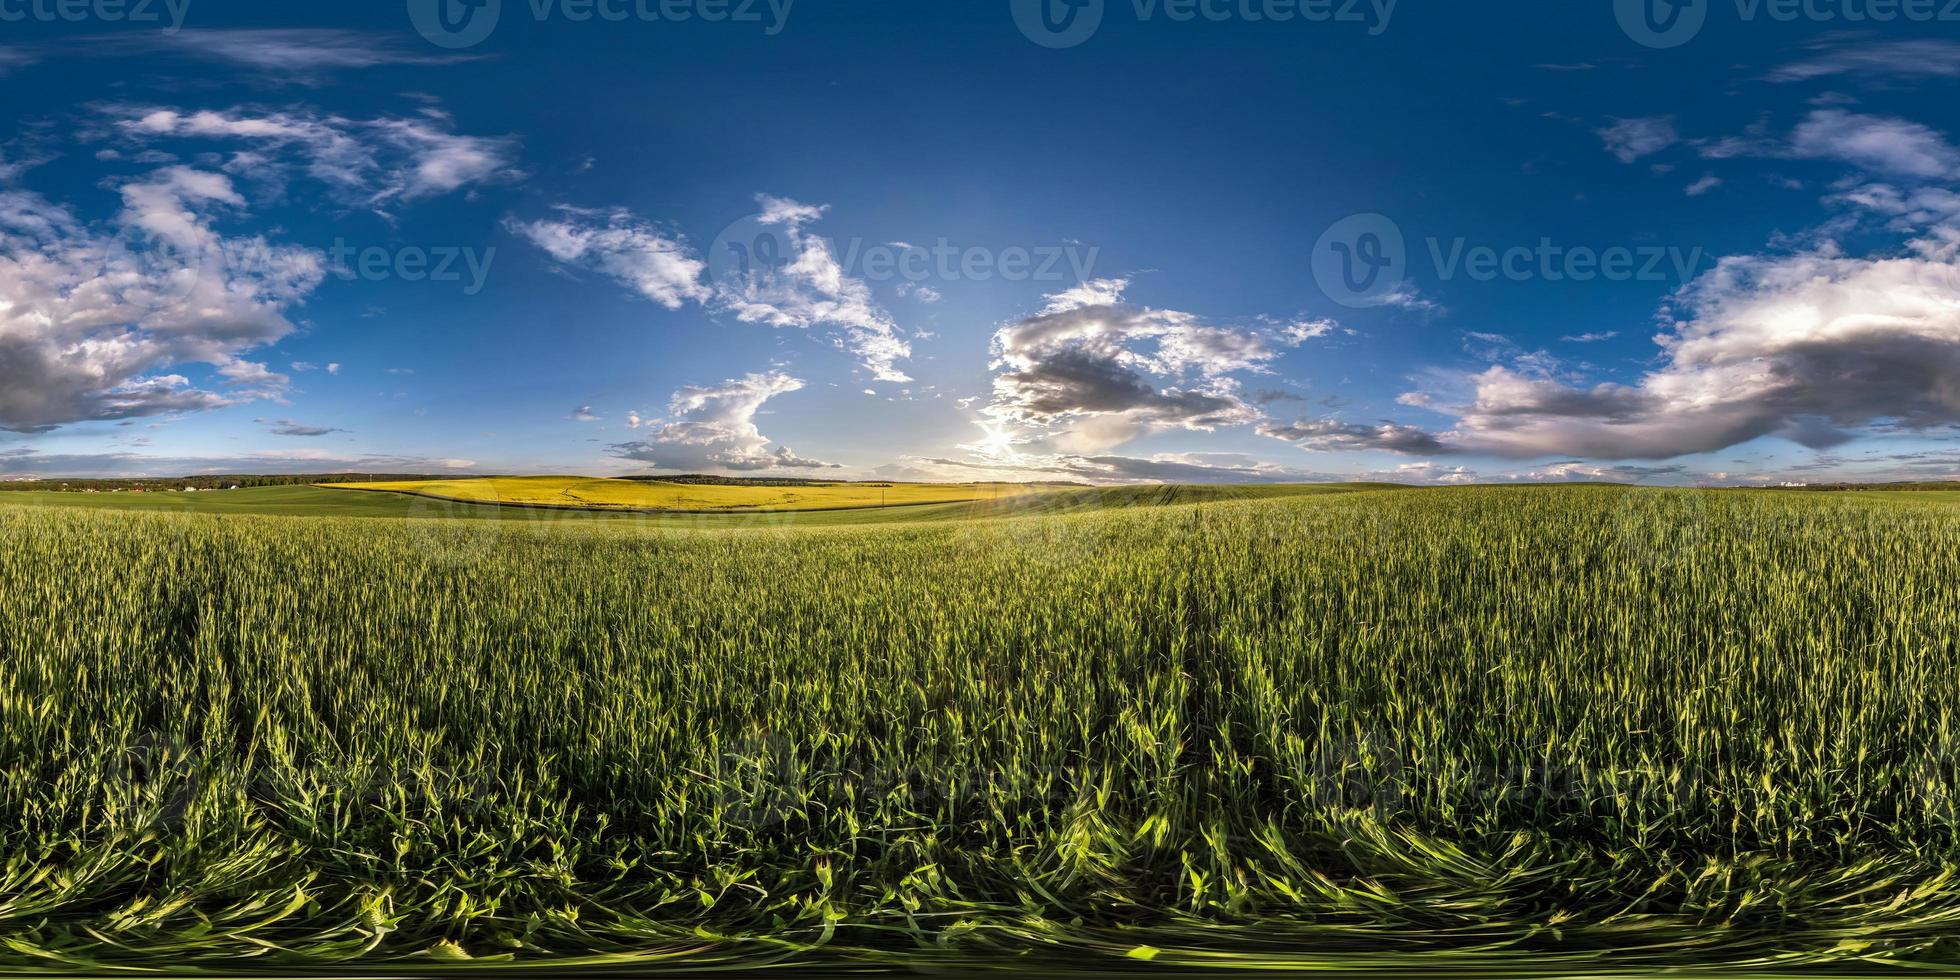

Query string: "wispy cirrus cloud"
[[1765, 39, 1960, 83], [509, 208, 709, 310], [103, 104, 523, 209], [511, 195, 914, 382], [2, 29, 480, 85]]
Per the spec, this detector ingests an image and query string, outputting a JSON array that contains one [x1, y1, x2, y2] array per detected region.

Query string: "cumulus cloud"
[[0, 171, 324, 432], [1598, 116, 1679, 164], [1435, 234, 1960, 459], [610, 371, 838, 472], [982, 278, 1329, 452]]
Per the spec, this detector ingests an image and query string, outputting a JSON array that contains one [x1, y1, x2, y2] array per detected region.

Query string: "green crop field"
[[5, 485, 1960, 974]]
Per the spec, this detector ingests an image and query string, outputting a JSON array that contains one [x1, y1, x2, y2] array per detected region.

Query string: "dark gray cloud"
[[982, 281, 1318, 451], [256, 419, 345, 437], [1259, 419, 1455, 456]]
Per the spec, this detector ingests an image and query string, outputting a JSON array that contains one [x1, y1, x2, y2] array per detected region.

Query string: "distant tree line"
[[1771, 482, 1960, 492], [623, 474, 851, 487]]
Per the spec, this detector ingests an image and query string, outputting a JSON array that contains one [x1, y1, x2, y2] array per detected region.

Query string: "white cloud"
[[610, 371, 838, 472], [1789, 110, 1960, 180], [1515, 461, 1685, 483], [1685, 173, 1722, 196], [514, 195, 914, 382], [134, 29, 479, 76], [1281, 319, 1339, 343], [5, 30, 479, 84], [1039, 277, 1131, 314], [1433, 234, 1960, 459], [983, 280, 1323, 452], [0, 171, 323, 432], [1598, 116, 1679, 164], [1375, 462, 1478, 485], [570, 406, 599, 422], [713, 195, 913, 382], [1766, 40, 1960, 83], [107, 105, 521, 209], [510, 208, 710, 310]]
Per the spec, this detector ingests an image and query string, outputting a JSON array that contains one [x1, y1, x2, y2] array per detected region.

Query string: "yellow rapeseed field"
[[336, 475, 1062, 512]]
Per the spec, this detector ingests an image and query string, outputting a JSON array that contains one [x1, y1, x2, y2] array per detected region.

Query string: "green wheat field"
[[5, 483, 1960, 974]]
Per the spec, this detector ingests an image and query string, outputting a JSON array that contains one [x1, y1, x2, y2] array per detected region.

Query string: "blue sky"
[[4, 0, 1960, 485]]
